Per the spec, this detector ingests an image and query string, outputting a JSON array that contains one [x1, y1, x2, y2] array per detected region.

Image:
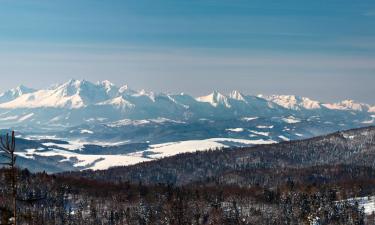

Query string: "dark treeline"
[[0, 126, 374, 224], [0, 166, 371, 225], [67, 126, 375, 186]]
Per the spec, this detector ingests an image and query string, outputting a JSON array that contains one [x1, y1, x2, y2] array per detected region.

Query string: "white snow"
[[323, 100, 370, 112], [196, 91, 231, 108], [42, 142, 85, 151], [342, 134, 355, 139], [15, 149, 36, 159], [0, 79, 124, 109], [24, 137, 275, 170], [242, 117, 258, 121], [80, 129, 94, 134], [85, 117, 107, 122], [42, 139, 131, 150], [108, 119, 150, 127], [249, 130, 270, 136], [282, 116, 301, 124], [0, 115, 19, 121], [27, 148, 151, 170], [229, 90, 247, 102], [18, 113, 34, 122], [362, 119, 375, 124], [264, 95, 321, 110], [0, 89, 85, 109], [256, 125, 274, 129], [340, 196, 375, 215], [142, 138, 276, 159], [226, 128, 244, 132], [96, 96, 134, 109], [278, 135, 290, 141], [107, 118, 184, 128]]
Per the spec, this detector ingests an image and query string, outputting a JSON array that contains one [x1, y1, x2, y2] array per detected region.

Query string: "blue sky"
[[0, 0, 374, 103]]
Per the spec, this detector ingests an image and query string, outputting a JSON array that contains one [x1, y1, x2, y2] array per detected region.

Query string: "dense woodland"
[[0, 126, 375, 224]]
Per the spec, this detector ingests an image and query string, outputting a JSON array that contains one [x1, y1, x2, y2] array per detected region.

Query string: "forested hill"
[[0, 126, 374, 224], [67, 126, 375, 186]]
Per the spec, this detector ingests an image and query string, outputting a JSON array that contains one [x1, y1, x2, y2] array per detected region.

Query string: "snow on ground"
[[342, 133, 355, 140], [340, 196, 375, 215], [107, 119, 150, 127], [22, 138, 275, 171], [42, 142, 85, 151], [18, 113, 34, 122], [256, 125, 274, 129], [242, 117, 258, 121], [282, 116, 301, 124], [80, 129, 94, 134], [140, 138, 276, 159], [249, 130, 270, 136], [226, 128, 244, 132], [42, 139, 131, 150], [15, 149, 36, 159], [107, 118, 184, 128], [278, 135, 290, 141], [24, 135, 61, 140], [0, 115, 19, 121], [362, 119, 375, 124], [23, 148, 151, 170]]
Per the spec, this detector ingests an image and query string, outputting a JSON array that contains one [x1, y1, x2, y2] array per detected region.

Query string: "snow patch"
[[282, 116, 301, 124], [0, 116, 19, 121], [242, 117, 258, 121], [256, 125, 274, 129], [142, 138, 275, 159], [249, 130, 270, 136], [226, 128, 244, 132], [18, 113, 34, 122], [341, 196, 375, 215], [278, 135, 290, 141], [80, 129, 94, 134]]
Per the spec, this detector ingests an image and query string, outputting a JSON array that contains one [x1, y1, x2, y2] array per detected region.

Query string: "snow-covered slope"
[[0, 85, 35, 103], [196, 91, 231, 108], [0, 79, 373, 135], [323, 99, 371, 112], [13, 136, 275, 171], [0, 79, 126, 109], [0, 80, 373, 173], [263, 95, 323, 110]]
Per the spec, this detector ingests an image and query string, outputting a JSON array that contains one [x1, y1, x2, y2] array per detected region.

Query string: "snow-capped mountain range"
[[0, 79, 373, 121], [0, 79, 374, 172]]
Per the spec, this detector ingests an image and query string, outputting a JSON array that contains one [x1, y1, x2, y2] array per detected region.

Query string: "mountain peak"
[[0, 85, 36, 103], [197, 91, 231, 108], [98, 80, 116, 90], [118, 84, 136, 96], [229, 90, 246, 102], [56, 79, 89, 96], [323, 99, 369, 111], [264, 95, 321, 110]]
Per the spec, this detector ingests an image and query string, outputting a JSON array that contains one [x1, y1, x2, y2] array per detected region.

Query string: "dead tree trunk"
[[0, 131, 17, 225]]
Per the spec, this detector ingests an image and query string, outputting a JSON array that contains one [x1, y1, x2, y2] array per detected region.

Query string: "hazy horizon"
[[0, 77, 374, 105], [0, 0, 374, 103]]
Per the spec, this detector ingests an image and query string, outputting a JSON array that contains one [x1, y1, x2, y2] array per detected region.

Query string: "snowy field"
[[15, 138, 275, 171]]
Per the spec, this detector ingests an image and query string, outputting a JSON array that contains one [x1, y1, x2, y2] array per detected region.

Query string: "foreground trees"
[[0, 165, 370, 224], [0, 127, 374, 224], [0, 131, 17, 225]]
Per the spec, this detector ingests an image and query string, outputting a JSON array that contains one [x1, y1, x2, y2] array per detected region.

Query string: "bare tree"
[[0, 131, 17, 225]]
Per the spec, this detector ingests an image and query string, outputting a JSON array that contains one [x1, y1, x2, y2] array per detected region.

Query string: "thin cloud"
[[364, 11, 375, 17]]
